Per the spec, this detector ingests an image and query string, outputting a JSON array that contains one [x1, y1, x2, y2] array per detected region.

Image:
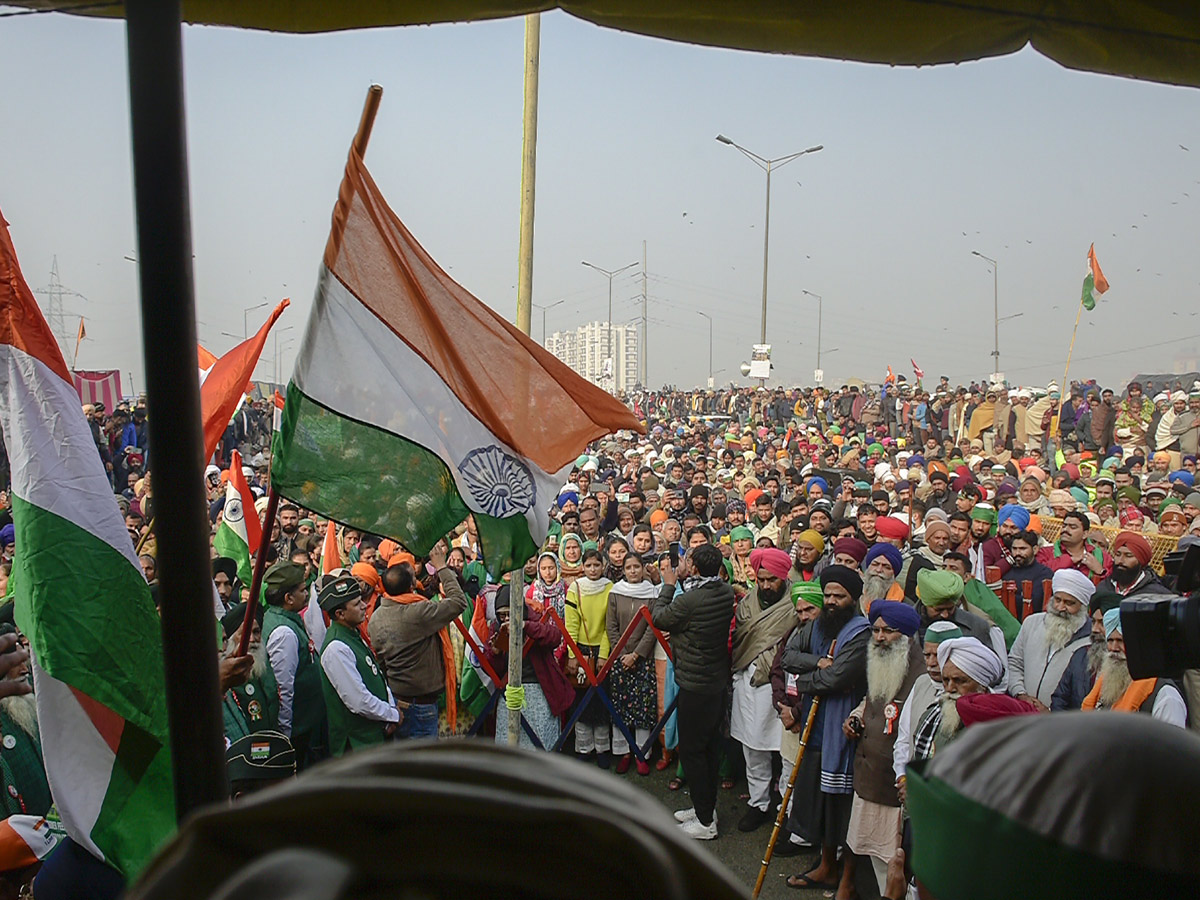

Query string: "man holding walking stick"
[[778, 565, 870, 896]]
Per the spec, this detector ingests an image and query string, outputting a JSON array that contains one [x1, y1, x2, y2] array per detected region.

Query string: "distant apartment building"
[[546, 321, 639, 393]]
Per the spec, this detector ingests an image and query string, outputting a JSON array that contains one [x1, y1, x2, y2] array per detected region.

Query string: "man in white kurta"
[[729, 548, 796, 832]]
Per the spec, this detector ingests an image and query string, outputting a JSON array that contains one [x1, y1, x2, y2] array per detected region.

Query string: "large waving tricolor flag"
[[0, 210, 173, 876], [212, 449, 262, 586], [272, 148, 642, 574]]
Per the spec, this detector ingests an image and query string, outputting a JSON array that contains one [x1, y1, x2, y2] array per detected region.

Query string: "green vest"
[[263, 605, 325, 740], [320, 622, 391, 756], [222, 666, 281, 743], [0, 708, 51, 817]]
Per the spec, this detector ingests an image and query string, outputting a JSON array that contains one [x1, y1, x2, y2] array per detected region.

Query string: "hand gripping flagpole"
[[237, 85, 383, 658], [753, 638, 838, 899]]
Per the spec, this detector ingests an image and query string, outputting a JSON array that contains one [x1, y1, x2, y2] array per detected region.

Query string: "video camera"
[[1121, 543, 1200, 679]]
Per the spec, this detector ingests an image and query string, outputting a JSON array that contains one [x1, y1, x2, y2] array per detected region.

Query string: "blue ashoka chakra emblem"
[[458, 446, 536, 518]]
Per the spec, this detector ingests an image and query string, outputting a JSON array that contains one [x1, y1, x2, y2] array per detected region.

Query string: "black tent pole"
[[125, 0, 227, 818]]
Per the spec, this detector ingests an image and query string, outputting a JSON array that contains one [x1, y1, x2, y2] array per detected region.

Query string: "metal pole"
[[993, 262, 999, 377], [641, 240, 648, 387], [125, 0, 226, 816], [515, 13, 540, 338], [760, 163, 772, 387], [817, 295, 823, 374], [698, 312, 712, 385]]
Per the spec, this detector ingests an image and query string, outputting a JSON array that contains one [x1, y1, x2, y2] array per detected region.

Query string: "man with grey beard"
[[909, 636, 1003, 762], [1051, 590, 1120, 710], [1081, 608, 1187, 726], [0, 627, 51, 817], [859, 543, 904, 614], [1007, 568, 1094, 711], [843, 600, 924, 894], [221, 603, 281, 743]]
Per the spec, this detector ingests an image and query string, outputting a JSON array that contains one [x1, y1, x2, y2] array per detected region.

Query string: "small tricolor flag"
[[212, 449, 263, 586], [1081, 243, 1110, 311]]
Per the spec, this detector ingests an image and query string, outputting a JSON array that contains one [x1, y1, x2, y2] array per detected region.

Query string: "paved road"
[[611, 762, 837, 900]]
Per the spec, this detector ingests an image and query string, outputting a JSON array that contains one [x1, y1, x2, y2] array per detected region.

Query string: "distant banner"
[[72, 370, 122, 411]]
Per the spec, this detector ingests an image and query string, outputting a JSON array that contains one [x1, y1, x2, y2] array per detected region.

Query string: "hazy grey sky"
[[2, 10, 1198, 394]]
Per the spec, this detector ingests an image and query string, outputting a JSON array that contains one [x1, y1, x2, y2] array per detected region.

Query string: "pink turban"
[[749, 547, 792, 581]]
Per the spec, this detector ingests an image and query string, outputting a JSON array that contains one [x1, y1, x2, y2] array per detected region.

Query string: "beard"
[[758, 580, 787, 606], [818, 602, 856, 636], [250, 642, 269, 680], [1086, 638, 1107, 677], [1098, 652, 1133, 707], [866, 638, 911, 702], [1111, 563, 1140, 588], [0, 692, 38, 738], [861, 572, 895, 608], [1043, 607, 1087, 651], [936, 692, 962, 741]]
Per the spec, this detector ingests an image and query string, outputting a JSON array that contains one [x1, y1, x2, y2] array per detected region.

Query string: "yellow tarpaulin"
[[11, 1, 1200, 88]]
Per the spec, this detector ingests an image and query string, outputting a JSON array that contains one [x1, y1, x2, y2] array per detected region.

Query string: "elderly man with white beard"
[[859, 544, 905, 613], [0, 628, 51, 817], [1007, 569, 1094, 712], [893, 621, 960, 797], [842, 600, 924, 895], [221, 603, 281, 743], [1081, 608, 1187, 726], [908, 637, 1004, 764]]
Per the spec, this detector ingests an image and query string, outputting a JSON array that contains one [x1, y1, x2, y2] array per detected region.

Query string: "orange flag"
[[200, 299, 289, 461], [321, 517, 340, 575], [1087, 243, 1109, 294]]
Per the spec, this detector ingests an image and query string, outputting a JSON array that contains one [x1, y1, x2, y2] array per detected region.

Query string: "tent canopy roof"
[[13, 1, 1200, 88]]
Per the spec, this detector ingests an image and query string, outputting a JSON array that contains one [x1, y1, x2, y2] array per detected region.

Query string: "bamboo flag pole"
[[507, 14, 541, 748], [237, 85, 383, 658], [753, 639, 838, 899], [1050, 294, 1086, 438]]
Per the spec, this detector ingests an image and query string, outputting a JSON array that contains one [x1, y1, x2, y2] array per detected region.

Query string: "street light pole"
[[716, 134, 822, 385], [532, 298, 564, 345], [697, 311, 713, 386], [243, 300, 270, 339], [581, 260, 638, 392], [971, 251, 1000, 377], [801, 289, 823, 377]]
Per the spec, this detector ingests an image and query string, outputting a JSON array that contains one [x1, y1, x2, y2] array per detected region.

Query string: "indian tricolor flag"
[[0, 210, 173, 876], [1081, 243, 1110, 311], [272, 147, 641, 574], [212, 449, 263, 585]]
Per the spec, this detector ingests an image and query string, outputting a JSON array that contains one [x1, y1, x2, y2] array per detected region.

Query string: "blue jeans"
[[396, 701, 439, 740]]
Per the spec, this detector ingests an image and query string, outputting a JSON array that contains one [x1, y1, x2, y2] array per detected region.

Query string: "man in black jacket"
[[653, 543, 735, 840]]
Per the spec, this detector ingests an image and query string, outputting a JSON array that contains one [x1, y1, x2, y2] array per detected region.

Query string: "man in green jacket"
[[221, 603, 280, 744], [263, 561, 327, 769], [318, 575, 402, 756]]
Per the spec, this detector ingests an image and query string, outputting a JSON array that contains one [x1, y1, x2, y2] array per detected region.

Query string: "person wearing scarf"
[[564, 549, 615, 765], [1081, 608, 1186, 725], [730, 547, 798, 832], [367, 543, 469, 740], [605, 553, 661, 775], [604, 535, 630, 583], [793, 528, 825, 583], [530, 551, 567, 620], [350, 561, 382, 647], [558, 533, 584, 587], [780, 565, 870, 893], [728, 525, 756, 589]]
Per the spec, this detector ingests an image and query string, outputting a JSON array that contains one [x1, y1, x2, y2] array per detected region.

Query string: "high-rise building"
[[546, 321, 639, 394]]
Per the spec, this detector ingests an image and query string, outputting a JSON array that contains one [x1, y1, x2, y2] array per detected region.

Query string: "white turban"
[[874, 462, 892, 483], [1051, 568, 1096, 605], [1172, 391, 1187, 403], [937, 637, 1003, 689]]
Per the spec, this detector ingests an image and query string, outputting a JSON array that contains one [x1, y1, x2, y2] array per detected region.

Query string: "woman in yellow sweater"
[[564, 549, 613, 766]]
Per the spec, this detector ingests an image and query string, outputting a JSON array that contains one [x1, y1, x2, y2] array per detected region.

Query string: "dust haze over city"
[[2, 10, 1198, 395]]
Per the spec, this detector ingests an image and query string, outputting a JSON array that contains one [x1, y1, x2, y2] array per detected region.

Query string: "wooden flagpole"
[[1050, 294, 1086, 439]]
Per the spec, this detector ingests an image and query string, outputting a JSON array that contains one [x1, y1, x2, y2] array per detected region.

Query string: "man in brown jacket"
[[843, 600, 923, 896], [368, 543, 469, 740]]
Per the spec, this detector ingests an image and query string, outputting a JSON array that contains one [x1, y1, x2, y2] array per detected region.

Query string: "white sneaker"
[[679, 816, 718, 840], [673, 808, 697, 823]]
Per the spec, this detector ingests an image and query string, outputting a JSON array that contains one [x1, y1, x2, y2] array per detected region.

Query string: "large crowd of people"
[[1, 372, 1199, 898]]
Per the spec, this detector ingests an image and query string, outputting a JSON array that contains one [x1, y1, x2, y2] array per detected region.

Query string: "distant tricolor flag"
[[1081, 244, 1110, 311], [272, 147, 642, 574], [212, 449, 262, 586], [0, 209, 173, 876]]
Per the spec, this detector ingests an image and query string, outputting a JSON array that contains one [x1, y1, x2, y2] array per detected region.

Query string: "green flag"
[[1080, 272, 1096, 311]]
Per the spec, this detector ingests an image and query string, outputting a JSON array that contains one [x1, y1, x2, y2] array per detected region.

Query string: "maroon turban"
[[956, 693, 1038, 728], [749, 547, 792, 581], [832, 537, 868, 565]]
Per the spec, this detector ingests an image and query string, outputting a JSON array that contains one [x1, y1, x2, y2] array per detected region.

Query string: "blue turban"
[[807, 476, 829, 495], [0, 524, 13, 547], [1103, 607, 1122, 639], [907, 454, 926, 467], [868, 600, 921, 637], [556, 491, 579, 509], [1169, 470, 1195, 488], [863, 542, 903, 576], [996, 505, 1031, 531]]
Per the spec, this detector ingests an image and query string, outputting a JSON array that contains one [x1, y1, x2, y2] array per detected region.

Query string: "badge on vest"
[[366, 657, 379, 677], [248, 700, 263, 722], [244, 683, 255, 696], [884, 702, 899, 735], [1, 735, 14, 750]]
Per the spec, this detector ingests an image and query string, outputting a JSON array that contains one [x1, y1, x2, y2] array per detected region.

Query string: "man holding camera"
[[654, 544, 735, 840]]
